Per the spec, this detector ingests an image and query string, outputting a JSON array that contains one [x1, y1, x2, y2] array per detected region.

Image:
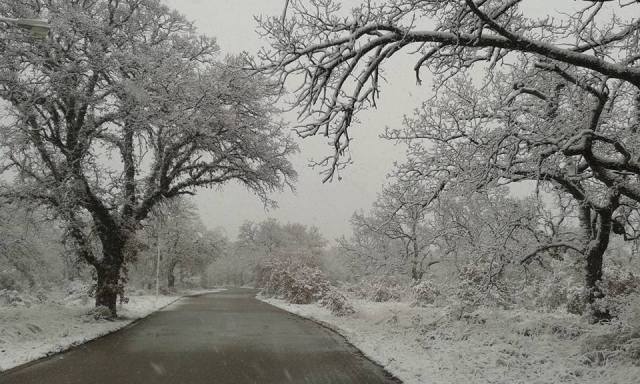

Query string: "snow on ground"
[[0, 288, 224, 372], [261, 297, 640, 384]]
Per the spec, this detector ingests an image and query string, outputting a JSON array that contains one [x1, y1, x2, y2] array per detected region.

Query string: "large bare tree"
[[0, 0, 297, 316], [258, 0, 640, 319]]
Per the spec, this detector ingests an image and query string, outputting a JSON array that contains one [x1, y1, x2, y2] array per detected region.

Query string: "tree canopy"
[[0, 0, 297, 315], [258, 0, 640, 319]]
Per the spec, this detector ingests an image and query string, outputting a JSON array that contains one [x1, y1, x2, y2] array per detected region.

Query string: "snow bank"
[[261, 297, 640, 384], [0, 289, 224, 372]]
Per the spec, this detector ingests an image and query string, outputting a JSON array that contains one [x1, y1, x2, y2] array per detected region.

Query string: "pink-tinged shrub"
[[256, 260, 331, 304]]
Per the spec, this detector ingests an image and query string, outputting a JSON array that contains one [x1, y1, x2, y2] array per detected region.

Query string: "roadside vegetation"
[[246, 205, 640, 382]]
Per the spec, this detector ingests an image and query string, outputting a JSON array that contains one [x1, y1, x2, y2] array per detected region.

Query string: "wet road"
[[1, 288, 400, 384]]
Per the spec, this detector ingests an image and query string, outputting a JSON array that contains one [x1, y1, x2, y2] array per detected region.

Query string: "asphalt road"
[[1, 288, 400, 384]]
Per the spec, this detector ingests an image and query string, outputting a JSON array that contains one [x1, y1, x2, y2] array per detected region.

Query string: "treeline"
[[247, 187, 640, 323], [0, 198, 226, 298], [339, 179, 640, 319]]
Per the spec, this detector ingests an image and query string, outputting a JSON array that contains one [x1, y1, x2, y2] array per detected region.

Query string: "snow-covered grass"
[[261, 296, 640, 384], [0, 288, 224, 372]]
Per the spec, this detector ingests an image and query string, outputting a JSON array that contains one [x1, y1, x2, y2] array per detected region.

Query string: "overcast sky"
[[161, 0, 562, 242], [161, 0, 433, 241]]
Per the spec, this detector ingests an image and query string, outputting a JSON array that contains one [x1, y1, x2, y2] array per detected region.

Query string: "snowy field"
[[261, 297, 640, 384], [0, 288, 224, 372]]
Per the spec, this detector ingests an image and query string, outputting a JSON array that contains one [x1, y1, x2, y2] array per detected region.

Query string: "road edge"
[[0, 289, 225, 375], [256, 294, 404, 384]]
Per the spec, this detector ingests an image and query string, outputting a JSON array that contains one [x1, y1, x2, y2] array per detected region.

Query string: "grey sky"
[[161, 0, 557, 241]]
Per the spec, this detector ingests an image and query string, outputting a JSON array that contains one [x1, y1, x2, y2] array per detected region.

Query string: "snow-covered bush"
[[412, 280, 440, 306], [512, 257, 587, 314], [453, 263, 512, 313], [579, 292, 640, 365], [256, 260, 331, 304], [345, 276, 405, 302], [601, 265, 640, 297], [370, 279, 402, 302], [591, 265, 640, 319], [533, 271, 575, 311], [287, 265, 331, 304], [319, 289, 355, 316], [537, 282, 568, 310]]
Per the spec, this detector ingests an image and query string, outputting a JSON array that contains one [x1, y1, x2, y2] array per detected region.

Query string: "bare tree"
[[350, 179, 436, 281], [257, 0, 640, 319], [0, 0, 297, 316], [337, 223, 406, 278], [134, 197, 226, 290]]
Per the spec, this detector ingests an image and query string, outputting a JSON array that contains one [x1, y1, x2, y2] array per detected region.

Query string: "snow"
[[0, 289, 225, 372], [260, 297, 640, 384]]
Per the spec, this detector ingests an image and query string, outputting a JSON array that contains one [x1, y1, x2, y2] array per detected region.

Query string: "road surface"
[[1, 288, 400, 384]]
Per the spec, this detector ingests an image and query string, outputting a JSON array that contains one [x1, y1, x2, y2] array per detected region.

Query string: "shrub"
[[602, 265, 640, 297], [454, 263, 512, 312], [523, 258, 583, 312], [370, 279, 402, 302], [534, 275, 570, 310], [319, 289, 355, 316], [580, 293, 640, 364], [412, 280, 440, 306], [345, 276, 405, 302], [256, 260, 331, 304], [591, 265, 640, 318]]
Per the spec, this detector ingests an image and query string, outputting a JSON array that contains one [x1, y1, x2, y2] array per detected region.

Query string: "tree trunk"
[[579, 205, 613, 322], [94, 227, 128, 318], [410, 233, 424, 281], [167, 260, 178, 289], [411, 259, 423, 281], [95, 264, 121, 317], [586, 215, 612, 321]]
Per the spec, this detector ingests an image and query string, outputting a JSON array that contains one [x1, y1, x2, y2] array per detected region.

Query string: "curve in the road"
[[1, 288, 402, 384]]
